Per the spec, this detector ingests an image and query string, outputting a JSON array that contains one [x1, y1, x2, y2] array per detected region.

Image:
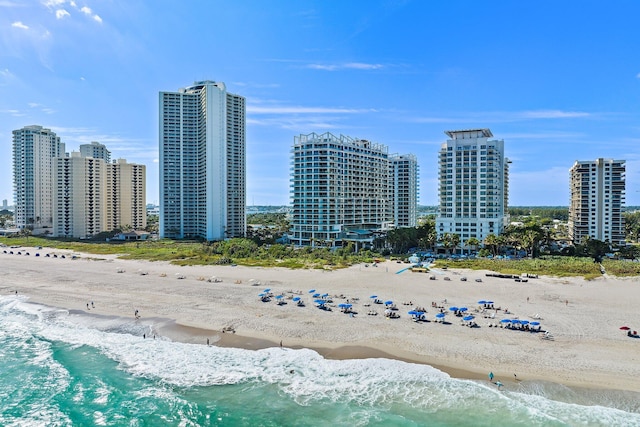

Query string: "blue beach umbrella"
[[308, 289, 316, 293], [263, 288, 271, 293], [408, 310, 419, 315], [449, 306, 459, 311], [478, 300, 487, 304], [275, 295, 284, 300], [385, 300, 393, 305], [314, 299, 326, 305], [520, 320, 529, 325], [486, 301, 494, 304], [459, 307, 468, 312], [322, 293, 329, 297], [370, 295, 378, 299], [463, 315, 474, 321], [313, 293, 320, 298], [530, 321, 540, 326], [510, 319, 521, 325], [500, 319, 511, 323], [338, 303, 349, 308], [435, 313, 445, 318], [258, 293, 265, 297], [292, 297, 301, 302]]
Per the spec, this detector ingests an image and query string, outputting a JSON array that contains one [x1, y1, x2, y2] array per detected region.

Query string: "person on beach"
[[207, 338, 210, 346], [91, 301, 94, 308], [86, 303, 90, 310], [280, 340, 283, 348]]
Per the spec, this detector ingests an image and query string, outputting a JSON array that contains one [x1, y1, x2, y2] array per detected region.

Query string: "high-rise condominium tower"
[[390, 154, 419, 228], [105, 159, 146, 231], [436, 129, 510, 246], [80, 141, 111, 163], [53, 152, 106, 238], [291, 132, 418, 248], [568, 158, 625, 245], [159, 81, 246, 240], [12, 125, 66, 231]]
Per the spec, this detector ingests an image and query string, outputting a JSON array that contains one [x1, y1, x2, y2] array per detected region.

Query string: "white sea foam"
[[3, 296, 640, 426]]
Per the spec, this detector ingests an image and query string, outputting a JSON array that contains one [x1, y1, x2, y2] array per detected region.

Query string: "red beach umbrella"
[[620, 326, 631, 330]]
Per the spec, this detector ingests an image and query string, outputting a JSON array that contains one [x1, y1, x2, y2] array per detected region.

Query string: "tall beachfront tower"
[[159, 81, 246, 240], [80, 141, 111, 163], [390, 154, 419, 228], [105, 159, 147, 232], [568, 158, 625, 245], [53, 152, 106, 238], [291, 132, 395, 249], [12, 125, 66, 232], [436, 129, 510, 246]]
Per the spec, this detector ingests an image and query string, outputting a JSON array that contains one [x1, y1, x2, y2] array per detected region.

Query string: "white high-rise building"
[[12, 125, 66, 232], [80, 141, 111, 163], [106, 159, 146, 232], [53, 152, 106, 238], [568, 158, 625, 245], [436, 129, 510, 246], [159, 81, 246, 240], [291, 132, 417, 248], [390, 154, 419, 228]]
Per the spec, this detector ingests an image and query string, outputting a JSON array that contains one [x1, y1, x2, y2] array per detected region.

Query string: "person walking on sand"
[[280, 340, 283, 348]]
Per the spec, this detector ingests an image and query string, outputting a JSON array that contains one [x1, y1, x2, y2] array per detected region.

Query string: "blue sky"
[[1, 0, 640, 207]]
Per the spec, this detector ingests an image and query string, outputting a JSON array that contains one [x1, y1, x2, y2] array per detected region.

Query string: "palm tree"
[[466, 237, 480, 255], [484, 234, 499, 257]]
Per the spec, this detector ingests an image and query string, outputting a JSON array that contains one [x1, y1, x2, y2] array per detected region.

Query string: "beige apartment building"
[[52, 153, 146, 239], [53, 152, 106, 238], [106, 159, 146, 231]]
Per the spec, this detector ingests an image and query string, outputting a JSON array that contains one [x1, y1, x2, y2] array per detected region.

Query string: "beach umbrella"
[[258, 293, 266, 297], [338, 303, 349, 308], [408, 310, 419, 316], [313, 293, 320, 298], [478, 300, 487, 304], [322, 293, 329, 298], [345, 304, 352, 308], [486, 301, 494, 304], [292, 297, 301, 302], [263, 288, 271, 293], [314, 299, 326, 305], [459, 307, 468, 312], [530, 321, 540, 326], [500, 319, 511, 323], [275, 295, 284, 300], [448, 306, 459, 311], [385, 300, 393, 305], [510, 319, 521, 324], [620, 326, 631, 330], [463, 315, 474, 321], [435, 313, 445, 318], [520, 320, 529, 325], [370, 295, 378, 299], [308, 289, 316, 293]]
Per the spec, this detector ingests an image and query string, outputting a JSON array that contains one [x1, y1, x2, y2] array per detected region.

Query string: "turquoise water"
[[1, 296, 639, 426]]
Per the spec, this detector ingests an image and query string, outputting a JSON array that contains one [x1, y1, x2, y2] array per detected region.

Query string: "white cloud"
[[80, 5, 91, 15], [411, 109, 594, 124], [55, 9, 70, 19], [11, 21, 29, 30], [247, 105, 374, 114], [93, 14, 102, 23], [517, 110, 590, 119], [307, 62, 384, 71], [42, 0, 66, 7]]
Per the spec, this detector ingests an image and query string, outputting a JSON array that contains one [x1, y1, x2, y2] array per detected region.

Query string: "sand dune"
[[2, 246, 639, 392]]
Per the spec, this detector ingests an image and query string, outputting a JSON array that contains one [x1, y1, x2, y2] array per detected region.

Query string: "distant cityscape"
[[5, 80, 627, 247]]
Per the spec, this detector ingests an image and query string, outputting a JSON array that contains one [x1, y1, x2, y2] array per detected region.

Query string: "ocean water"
[[1, 296, 639, 427]]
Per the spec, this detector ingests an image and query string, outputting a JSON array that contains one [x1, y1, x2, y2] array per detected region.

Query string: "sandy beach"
[[1, 246, 639, 392]]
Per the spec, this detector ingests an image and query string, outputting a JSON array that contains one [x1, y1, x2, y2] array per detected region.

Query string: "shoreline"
[[2, 246, 640, 393]]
